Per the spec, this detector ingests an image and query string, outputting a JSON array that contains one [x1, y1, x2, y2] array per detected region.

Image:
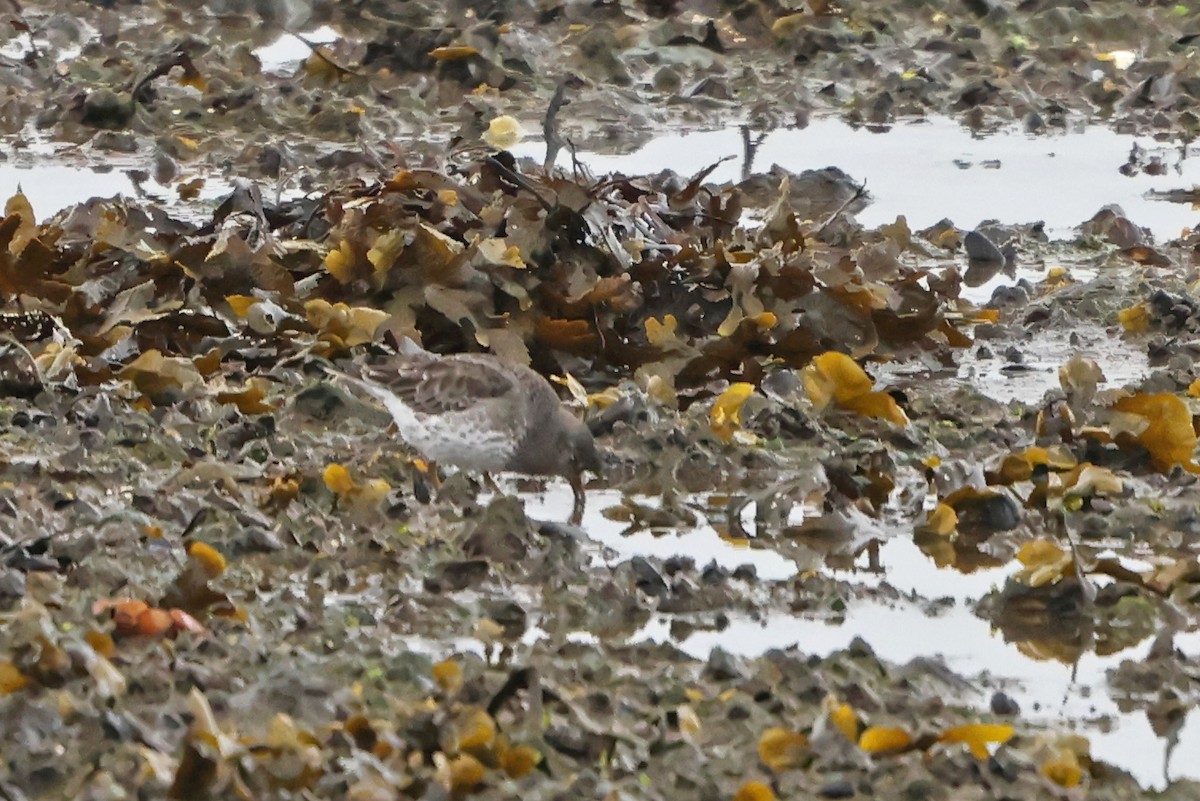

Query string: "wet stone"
[[818, 778, 856, 798], [704, 646, 746, 682], [662, 555, 695, 575], [973, 323, 1004, 340], [480, 600, 527, 640], [100, 711, 140, 742], [989, 284, 1031, 307], [990, 691, 1021, 716], [964, 229, 1005, 263], [900, 779, 945, 801], [987, 753, 1021, 782], [1023, 306, 1052, 324], [462, 524, 530, 564], [846, 636, 878, 659], [669, 618, 695, 641], [732, 564, 758, 582], [629, 556, 669, 598], [232, 526, 285, 553], [0, 567, 26, 601], [426, 559, 489, 592], [658, 595, 697, 618], [701, 562, 731, 584], [291, 384, 352, 421], [955, 492, 1021, 532]]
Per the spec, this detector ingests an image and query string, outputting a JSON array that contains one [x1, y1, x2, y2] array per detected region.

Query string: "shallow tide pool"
[[522, 483, 1200, 791], [514, 117, 1200, 242]]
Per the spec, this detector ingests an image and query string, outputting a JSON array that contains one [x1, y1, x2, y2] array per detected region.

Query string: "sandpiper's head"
[[559, 410, 603, 478]]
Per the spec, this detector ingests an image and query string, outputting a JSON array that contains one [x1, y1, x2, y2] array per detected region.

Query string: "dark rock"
[[0, 568, 25, 601], [701, 562, 730, 584], [481, 599, 527, 640], [629, 556, 669, 598], [819, 778, 855, 798], [291, 383, 350, 421], [964, 229, 1005, 263], [955, 491, 1021, 532], [426, 560, 489, 593], [901, 778, 946, 800], [663, 555, 695, 575], [990, 691, 1020, 716], [731, 564, 758, 582], [704, 646, 746, 681]]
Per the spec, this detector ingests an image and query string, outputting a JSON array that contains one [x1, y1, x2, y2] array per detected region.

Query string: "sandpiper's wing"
[[361, 354, 519, 416]]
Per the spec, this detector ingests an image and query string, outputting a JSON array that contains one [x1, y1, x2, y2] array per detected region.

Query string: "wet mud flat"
[[3, 1, 1200, 800]]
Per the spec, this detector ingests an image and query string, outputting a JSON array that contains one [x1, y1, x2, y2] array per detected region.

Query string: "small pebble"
[[818, 778, 855, 798], [731, 564, 758, 582], [704, 647, 746, 681], [990, 691, 1020, 716], [629, 557, 669, 598]]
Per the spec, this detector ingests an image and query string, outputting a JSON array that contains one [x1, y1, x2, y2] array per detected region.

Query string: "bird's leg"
[[568, 472, 586, 526], [482, 472, 504, 496]]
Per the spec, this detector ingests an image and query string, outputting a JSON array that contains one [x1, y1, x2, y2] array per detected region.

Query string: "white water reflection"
[[874, 321, 1152, 406], [254, 26, 339, 75], [540, 488, 798, 581], [522, 483, 1198, 789], [961, 323, 1151, 405], [0, 164, 141, 217], [515, 117, 1200, 242], [8, 115, 1197, 253], [0, 161, 243, 223], [633, 611, 1198, 790]]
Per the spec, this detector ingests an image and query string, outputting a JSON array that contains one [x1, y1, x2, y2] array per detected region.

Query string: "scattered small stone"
[[669, 618, 695, 641], [663, 555, 695, 575], [0, 567, 26, 600], [965, 229, 1005, 263], [100, 711, 140, 742], [704, 647, 746, 681], [291, 384, 351, 421], [731, 564, 758, 582], [818, 778, 856, 798], [991, 691, 1021, 716], [974, 323, 1004, 339], [989, 284, 1031, 306], [846, 636, 877, 659], [955, 492, 1021, 532], [988, 753, 1021, 782], [1024, 306, 1052, 324], [700, 563, 730, 584], [426, 559, 489, 593], [481, 599, 527, 640], [901, 778, 943, 801], [629, 557, 669, 598]]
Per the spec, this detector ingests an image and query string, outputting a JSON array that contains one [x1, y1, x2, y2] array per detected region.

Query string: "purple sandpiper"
[[325, 343, 601, 521]]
